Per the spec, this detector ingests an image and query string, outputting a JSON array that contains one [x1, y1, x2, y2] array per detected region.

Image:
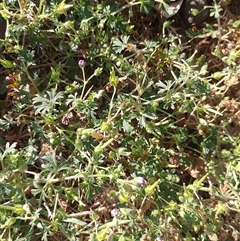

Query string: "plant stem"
[[22, 64, 41, 95], [80, 67, 87, 100], [108, 86, 117, 121]]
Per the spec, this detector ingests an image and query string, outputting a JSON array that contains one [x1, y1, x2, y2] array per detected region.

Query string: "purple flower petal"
[[78, 59, 85, 67], [111, 208, 119, 217], [136, 177, 147, 186]]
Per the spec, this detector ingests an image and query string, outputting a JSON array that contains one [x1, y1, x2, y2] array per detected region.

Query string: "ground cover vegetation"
[[0, 0, 239, 240]]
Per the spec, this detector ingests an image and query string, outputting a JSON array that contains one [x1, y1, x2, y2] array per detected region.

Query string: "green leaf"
[[116, 147, 131, 159], [94, 146, 104, 155], [1, 217, 16, 229], [94, 67, 103, 76], [98, 219, 132, 230], [234, 144, 240, 156], [54, 0, 73, 16], [122, 120, 134, 133], [112, 36, 130, 53], [18, 49, 36, 67], [91, 211, 98, 221], [85, 185, 93, 202], [94, 138, 115, 155], [96, 226, 109, 241], [0, 59, 13, 68], [145, 179, 160, 196], [13, 204, 24, 215], [119, 191, 129, 203], [109, 67, 119, 87], [212, 72, 226, 80], [32, 89, 64, 115], [188, 174, 208, 191], [100, 122, 112, 132], [64, 217, 87, 226]]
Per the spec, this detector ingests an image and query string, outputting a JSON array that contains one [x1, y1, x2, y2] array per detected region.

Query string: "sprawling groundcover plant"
[[0, 0, 239, 240]]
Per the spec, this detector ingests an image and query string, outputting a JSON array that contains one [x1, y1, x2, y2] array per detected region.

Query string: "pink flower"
[[136, 177, 147, 186], [110, 208, 119, 217], [156, 237, 163, 241], [78, 59, 85, 67]]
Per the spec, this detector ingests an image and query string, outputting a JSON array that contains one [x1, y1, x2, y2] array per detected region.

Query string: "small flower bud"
[[78, 59, 85, 68]]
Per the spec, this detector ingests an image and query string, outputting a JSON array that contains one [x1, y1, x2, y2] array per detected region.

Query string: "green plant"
[[0, 0, 239, 240]]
